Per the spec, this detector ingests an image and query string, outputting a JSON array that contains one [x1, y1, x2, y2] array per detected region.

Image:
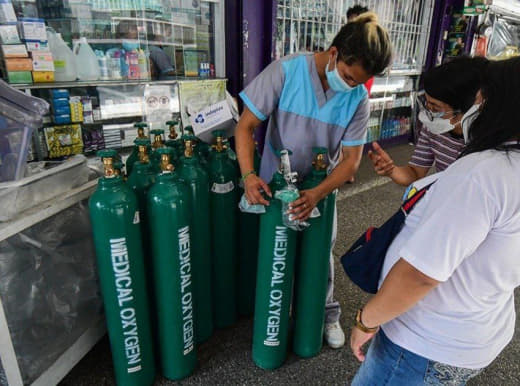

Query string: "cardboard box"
[[0, 24, 21, 44], [1, 44, 28, 58], [5, 57, 32, 71], [32, 70, 54, 83], [25, 40, 49, 52], [32, 52, 54, 71], [7, 71, 32, 84], [189, 99, 235, 143], [19, 18, 47, 41]]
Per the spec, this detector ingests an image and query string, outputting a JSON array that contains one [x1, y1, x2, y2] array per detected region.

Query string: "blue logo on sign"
[[195, 114, 204, 124]]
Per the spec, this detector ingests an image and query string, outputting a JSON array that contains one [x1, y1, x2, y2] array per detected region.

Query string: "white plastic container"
[[73, 37, 100, 81], [48, 31, 77, 82]]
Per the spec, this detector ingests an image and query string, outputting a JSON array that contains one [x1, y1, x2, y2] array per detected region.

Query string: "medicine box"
[[25, 40, 49, 52], [4, 58, 32, 71], [7, 71, 32, 84], [1, 44, 28, 58], [19, 18, 47, 42], [32, 71, 54, 83], [0, 24, 21, 44], [32, 52, 54, 71]]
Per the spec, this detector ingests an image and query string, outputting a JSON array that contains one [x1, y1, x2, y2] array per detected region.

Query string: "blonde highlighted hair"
[[331, 11, 392, 75]]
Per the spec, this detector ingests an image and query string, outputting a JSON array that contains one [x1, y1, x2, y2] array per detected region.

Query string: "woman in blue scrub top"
[[236, 13, 392, 348]]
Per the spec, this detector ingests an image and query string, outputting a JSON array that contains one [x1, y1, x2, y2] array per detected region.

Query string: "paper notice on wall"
[[178, 79, 227, 131], [144, 84, 179, 132]]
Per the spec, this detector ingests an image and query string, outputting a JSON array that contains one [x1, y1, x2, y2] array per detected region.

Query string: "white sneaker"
[[324, 321, 345, 349]]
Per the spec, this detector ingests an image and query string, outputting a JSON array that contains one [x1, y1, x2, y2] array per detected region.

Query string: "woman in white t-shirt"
[[350, 57, 520, 385]]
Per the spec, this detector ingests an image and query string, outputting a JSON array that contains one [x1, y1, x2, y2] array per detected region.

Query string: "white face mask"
[[418, 110, 458, 135], [461, 104, 481, 144]]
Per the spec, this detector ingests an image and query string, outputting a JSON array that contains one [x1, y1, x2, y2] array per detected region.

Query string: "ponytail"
[[331, 12, 392, 76]]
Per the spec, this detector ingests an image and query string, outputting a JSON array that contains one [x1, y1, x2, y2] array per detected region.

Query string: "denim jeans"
[[351, 330, 483, 386]]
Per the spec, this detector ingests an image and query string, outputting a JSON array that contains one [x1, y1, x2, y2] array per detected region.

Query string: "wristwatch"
[[355, 308, 379, 334]]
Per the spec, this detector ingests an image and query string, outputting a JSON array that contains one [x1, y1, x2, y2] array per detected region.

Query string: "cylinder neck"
[[168, 126, 178, 140], [102, 157, 116, 178], [138, 145, 149, 163], [137, 127, 146, 139], [212, 136, 226, 153], [184, 140, 194, 158], [160, 154, 174, 172], [153, 135, 164, 149]]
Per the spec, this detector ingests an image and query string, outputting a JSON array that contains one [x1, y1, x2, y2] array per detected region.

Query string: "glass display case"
[[3, 0, 225, 83], [0, 1, 226, 163]]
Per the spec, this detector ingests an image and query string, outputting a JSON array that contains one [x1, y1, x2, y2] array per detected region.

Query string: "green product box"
[[7, 71, 33, 84]]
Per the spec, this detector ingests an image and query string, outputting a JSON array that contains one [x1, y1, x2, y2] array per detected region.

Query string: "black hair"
[[347, 5, 369, 19], [423, 56, 488, 113], [461, 57, 520, 156], [330, 12, 392, 76]]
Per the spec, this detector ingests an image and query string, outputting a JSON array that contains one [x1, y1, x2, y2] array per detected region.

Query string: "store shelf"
[[111, 16, 196, 29], [387, 69, 422, 76], [11, 77, 225, 90], [72, 38, 194, 48]]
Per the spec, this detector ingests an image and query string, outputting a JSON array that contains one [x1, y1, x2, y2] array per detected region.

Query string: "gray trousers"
[[325, 203, 340, 324]]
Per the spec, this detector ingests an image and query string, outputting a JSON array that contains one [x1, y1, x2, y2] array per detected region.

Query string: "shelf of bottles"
[[366, 76, 415, 143]]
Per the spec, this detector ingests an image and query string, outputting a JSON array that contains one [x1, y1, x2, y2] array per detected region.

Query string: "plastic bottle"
[[74, 37, 101, 81], [48, 31, 77, 82], [138, 49, 149, 80], [127, 50, 140, 80], [96, 50, 110, 80], [107, 48, 123, 80]]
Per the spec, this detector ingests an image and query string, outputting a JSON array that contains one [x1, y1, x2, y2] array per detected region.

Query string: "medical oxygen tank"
[[177, 135, 214, 343], [183, 126, 210, 168], [293, 147, 336, 358], [126, 122, 148, 176], [237, 143, 261, 316], [89, 150, 156, 385], [252, 150, 297, 370], [127, 139, 156, 297], [165, 120, 182, 164], [147, 148, 197, 380], [150, 129, 165, 173], [208, 130, 239, 328]]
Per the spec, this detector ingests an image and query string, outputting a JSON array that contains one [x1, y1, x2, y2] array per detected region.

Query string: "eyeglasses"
[[416, 92, 460, 122]]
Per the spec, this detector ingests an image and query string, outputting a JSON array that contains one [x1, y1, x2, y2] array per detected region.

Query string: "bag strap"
[[401, 182, 434, 215]]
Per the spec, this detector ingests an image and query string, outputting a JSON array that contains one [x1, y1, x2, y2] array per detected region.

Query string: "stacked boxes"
[[19, 18, 54, 82], [50, 89, 71, 124], [0, 12, 32, 83]]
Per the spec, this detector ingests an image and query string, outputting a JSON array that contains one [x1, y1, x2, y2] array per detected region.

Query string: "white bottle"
[[48, 31, 78, 82], [74, 37, 101, 81]]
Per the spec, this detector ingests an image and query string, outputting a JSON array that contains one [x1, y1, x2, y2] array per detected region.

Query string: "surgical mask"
[[461, 104, 481, 144], [238, 193, 265, 214], [418, 110, 459, 135], [325, 56, 354, 93]]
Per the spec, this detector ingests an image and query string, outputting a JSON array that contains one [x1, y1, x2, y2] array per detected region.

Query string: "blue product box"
[[53, 105, 71, 116], [50, 89, 69, 99], [53, 114, 71, 124], [52, 97, 70, 108]]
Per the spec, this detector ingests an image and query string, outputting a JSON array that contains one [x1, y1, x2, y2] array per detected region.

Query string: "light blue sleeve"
[[239, 59, 286, 121], [341, 97, 370, 147]]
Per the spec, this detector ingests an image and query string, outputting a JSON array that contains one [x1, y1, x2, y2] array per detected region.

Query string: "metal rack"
[[275, 0, 434, 75]]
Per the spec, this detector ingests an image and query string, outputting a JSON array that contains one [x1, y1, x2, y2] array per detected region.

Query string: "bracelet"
[[241, 170, 256, 182], [354, 308, 379, 334]]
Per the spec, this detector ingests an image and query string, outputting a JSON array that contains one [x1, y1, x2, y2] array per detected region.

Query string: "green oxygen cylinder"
[[177, 135, 214, 343], [252, 150, 297, 370], [147, 148, 197, 380], [126, 122, 148, 176], [127, 140, 156, 304], [89, 150, 156, 386], [237, 143, 261, 316], [208, 130, 239, 328], [150, 129, 166, 173], [293, 147, 336, 358], [165, 120, 182, 164]]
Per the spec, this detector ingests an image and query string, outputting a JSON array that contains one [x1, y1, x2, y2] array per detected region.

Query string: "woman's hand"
[[350, 327, 377, 362], [288, 188, 322, 221], [368, 142, 395, 177], [244, 174, 272, 206]]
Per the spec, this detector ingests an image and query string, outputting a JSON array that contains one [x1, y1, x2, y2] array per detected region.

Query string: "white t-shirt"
[[380, 147, 520, 369]]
